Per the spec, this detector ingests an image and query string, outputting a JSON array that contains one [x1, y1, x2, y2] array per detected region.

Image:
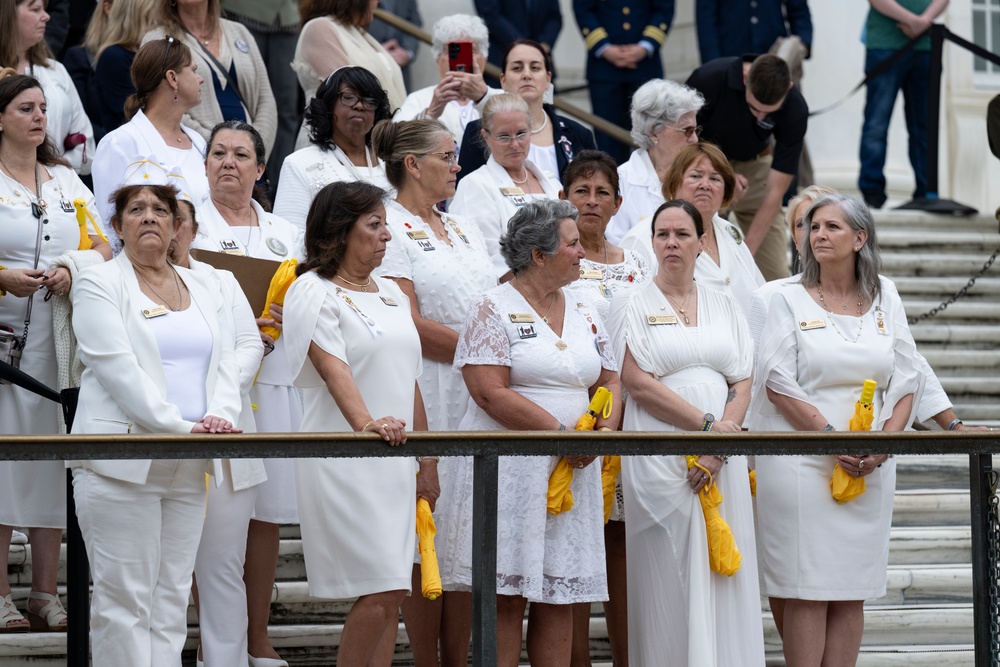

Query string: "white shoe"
[[248, 655, 288, 667], [10, 531, 27, 545]]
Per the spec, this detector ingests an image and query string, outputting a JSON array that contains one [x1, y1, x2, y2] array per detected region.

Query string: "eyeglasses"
[[486, 130, 529, 145], [337, 92, 380, 111], [425, 151, 458, 166], [665, 124, 702, 139], [160, 36, 175, 74]]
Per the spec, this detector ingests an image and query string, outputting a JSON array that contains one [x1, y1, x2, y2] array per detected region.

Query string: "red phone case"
[[448, 41, 474, 73]]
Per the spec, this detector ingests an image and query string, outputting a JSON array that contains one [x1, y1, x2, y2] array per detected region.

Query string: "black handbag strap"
[[186, 29, 249, 113]]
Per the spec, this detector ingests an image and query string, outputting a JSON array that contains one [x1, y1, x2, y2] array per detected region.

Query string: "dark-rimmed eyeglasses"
[[337, 92, 379, 111], [160, 36, 175, 74]]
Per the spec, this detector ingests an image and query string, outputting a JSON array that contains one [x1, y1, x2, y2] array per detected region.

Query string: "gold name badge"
[[406, 230, 429, 240], [499, 187, 526, 197], [142, 305, 170, 319], [380, 296, 398, 307], [509, 313, 535, 323], [579, 269, 603, 280], [799, 318, 826, 331], [647, 314, 678, 325]]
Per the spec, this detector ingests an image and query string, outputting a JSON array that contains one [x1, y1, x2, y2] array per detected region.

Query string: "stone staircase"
[[3, 209, 998, 665]]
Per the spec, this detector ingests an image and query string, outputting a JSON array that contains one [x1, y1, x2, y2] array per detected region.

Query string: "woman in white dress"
[[292, 0, 407, 118], [7, 0, 95, 174], [372, 118, 496, 667], [92, 38, 210, 239], [750, 193, 922, 667], [273, 66, 393, 232], [609, 199, 763, 667], [0, 73, 110, 633], [605, 79, 704, 246], [283, 180, 435, 667], [70, 182, 243, 666], [455, 199, 621, 667], [190, 120, 300, 667], [621, 142, 764, 311], [450, 93, 561, 280], [557, 149, 648, 667]]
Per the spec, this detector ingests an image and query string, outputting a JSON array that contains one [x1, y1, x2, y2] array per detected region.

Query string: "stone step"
[[891, 489, 969, 527], [891, 276, 1000, 299], [902, 299, 1000, 323], [894, 455, 970, 490], [765, 645, 975, 667], [921, 349, 1000, 371], [911, 324, 1000, 347], [763, 604, 973, 648], [872, 209, 997, 232], [949, 401, 1000, 422], [937, 376, 1000, 396], [887, 526, 970, 566], [882, 253, 1000, 276], [878, 229, 1000, 252]]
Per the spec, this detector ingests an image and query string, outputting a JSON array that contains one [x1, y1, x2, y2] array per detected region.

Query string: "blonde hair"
[[82, 0, 111, 59], [785, 185, 837, 236], [154, 0, 221, 39], [95, 0, 160, 62]]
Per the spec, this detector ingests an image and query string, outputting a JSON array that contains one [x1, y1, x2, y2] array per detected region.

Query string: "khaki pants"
[[728, 154, 791, 281]]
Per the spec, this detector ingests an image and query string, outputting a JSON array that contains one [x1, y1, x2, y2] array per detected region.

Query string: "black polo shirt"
[[685, 55, 809, 176]]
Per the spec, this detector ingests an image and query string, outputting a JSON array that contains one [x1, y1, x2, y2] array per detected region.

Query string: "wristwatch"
[[701, 413, 715, 432]]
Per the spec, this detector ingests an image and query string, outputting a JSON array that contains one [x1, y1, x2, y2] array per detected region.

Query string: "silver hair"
[[800, 193, 883, 304], [479, 93, 531, 157], [431, 14, 489, 60], [500, 199, 579, 275], [629, 79, 705, 150]]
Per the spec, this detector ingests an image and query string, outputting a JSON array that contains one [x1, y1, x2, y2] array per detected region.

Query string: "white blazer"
[[606, 149, 663, 246], [69, 252, 243, 485], [449, 156, 561, 278]]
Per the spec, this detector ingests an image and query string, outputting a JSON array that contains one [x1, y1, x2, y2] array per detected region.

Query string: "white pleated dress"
[[452, 284, 613, 603], [609, 281, 764, 667], [283, 273, 420, 599], [750, 281, 923, 601]]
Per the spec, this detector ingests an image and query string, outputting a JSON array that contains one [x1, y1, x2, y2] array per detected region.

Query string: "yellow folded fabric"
[[416, 498, 442, 600], [259, 259, 298, 341], [601, 455, 621, 523], [686, 455, 741, 576], [74, 198, 107, 250], [546, 387, 614, 515], [831, 379, 876, 504], [748, 469, 757, 498]]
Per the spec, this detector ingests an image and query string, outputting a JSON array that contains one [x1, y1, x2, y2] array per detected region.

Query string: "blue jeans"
[[858, 48, 931, 203]]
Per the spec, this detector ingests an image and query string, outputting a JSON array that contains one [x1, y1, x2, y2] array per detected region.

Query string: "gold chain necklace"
[[514, 277, 557, 324], [655, 277, 696, 325], [336, 274, 372, 292], [135, 266, 185, 311]]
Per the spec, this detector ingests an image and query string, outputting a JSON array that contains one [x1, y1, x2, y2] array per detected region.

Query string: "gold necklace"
[[817, 282, 864, 343], [514, 277, 557, 324], [656, 277, 696, 324], [336, 274, 372, 292], [135, 266, 185, 311]]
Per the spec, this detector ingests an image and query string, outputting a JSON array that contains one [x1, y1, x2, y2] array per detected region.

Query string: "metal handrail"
[[371, 8, 637, 147], [5, 430, 996, 667]]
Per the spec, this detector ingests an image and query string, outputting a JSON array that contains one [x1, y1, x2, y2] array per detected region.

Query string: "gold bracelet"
[[0, 264, 7, 297], [360, 420, 374, 432]]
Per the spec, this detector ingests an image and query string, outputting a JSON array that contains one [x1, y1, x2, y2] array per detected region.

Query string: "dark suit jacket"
[[474, 0, 563, 71], [573, 0, 673, 82], [696, 0, 812, 63], [456, 104, 596, 184]]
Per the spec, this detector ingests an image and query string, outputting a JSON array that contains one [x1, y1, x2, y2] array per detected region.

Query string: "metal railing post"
[[969, 453, 994, 666], [65, 470, 89, 667], [471, 451, 499, 667]]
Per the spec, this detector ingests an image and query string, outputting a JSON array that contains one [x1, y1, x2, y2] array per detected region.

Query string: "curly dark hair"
[[304, 67, 393, 151], [0, 74, 68, 168], [561, 149, 621, 197], [298, 181, 387, 279]]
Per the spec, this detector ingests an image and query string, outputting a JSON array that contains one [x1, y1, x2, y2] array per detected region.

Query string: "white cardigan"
[[69, 253, 243, 485]]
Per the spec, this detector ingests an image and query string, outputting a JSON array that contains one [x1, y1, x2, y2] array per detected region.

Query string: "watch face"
[[704, 413, 715, 422]]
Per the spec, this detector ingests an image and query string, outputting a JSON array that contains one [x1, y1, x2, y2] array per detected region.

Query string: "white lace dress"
[[451, 283, 613, 603], [609, 281, 763, 667]]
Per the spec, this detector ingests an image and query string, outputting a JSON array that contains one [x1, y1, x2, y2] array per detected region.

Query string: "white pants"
[[73, 460, 209, 667], [195, 461, 259, 667]]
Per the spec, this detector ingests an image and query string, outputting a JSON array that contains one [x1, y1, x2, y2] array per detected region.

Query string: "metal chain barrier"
[[987, 469, 1000, 665], [907, 245, 1000, 325]]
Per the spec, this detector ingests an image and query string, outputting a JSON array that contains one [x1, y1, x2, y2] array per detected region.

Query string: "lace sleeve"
[[454, 293, 511, 369]]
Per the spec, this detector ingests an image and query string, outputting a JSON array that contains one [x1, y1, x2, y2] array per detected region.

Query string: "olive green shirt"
[[222, 0, 298, 28], [866, 0, 933, 52]]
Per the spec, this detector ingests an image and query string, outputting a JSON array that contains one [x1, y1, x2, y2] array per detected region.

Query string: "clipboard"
[[190, 248, 281, 314]]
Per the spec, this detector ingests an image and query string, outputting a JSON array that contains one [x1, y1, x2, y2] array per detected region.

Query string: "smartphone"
[[448, 41, 474, 73]]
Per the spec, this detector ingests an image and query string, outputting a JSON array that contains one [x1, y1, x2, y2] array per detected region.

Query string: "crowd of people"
[[0, 1, 975, 667]]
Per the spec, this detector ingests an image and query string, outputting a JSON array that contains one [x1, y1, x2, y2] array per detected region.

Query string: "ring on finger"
[[380, 423, 388, 430]]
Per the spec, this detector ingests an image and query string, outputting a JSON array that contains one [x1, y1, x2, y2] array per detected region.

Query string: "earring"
[[652, 136, 658, 144], [173, 92, 178, 103]]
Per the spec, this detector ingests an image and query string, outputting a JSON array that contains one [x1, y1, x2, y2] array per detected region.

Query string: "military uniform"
[[574, 0, 674, 162]]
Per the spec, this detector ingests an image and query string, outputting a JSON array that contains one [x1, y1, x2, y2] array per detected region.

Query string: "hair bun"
[[370, 119, 398, 161]]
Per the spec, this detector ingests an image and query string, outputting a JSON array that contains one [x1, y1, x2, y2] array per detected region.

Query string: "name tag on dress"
[[509, 313, 535, 323], [579, 269, 603, 280], [799, 318, 826, 331], [142, 305, 170, 319], [380, 296, 398, 307], [219, 239, 244, 255], [646, 314, 678, 325], [407, 230, 429, 240]]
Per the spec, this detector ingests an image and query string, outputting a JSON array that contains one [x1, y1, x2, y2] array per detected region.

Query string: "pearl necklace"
[[531, 112, 549, 135], [817, 282, 864, 343]]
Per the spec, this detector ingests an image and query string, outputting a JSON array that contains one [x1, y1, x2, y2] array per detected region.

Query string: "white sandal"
[[26, 591, 67, 632], [1, 594, 29, 633]]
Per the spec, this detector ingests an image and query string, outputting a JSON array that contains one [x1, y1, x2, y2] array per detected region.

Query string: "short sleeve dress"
[[282, 272, 421, 599], [750, 280, 923, 601], [450, 283, 614, 603], [609, 281, 764, 667]]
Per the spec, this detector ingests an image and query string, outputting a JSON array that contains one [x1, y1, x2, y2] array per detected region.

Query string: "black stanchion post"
[[969, 453, 993, 667], [65, 470, 89, 667], [471, 452, 498, 667]]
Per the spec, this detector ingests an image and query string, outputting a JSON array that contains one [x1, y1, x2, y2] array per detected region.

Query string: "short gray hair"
[[629, 79, 705, 149], [481, 93, 530, 133], [431, 15, 489, 60], [800, 194, 883, 304], [500, 199, 579, 275]]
